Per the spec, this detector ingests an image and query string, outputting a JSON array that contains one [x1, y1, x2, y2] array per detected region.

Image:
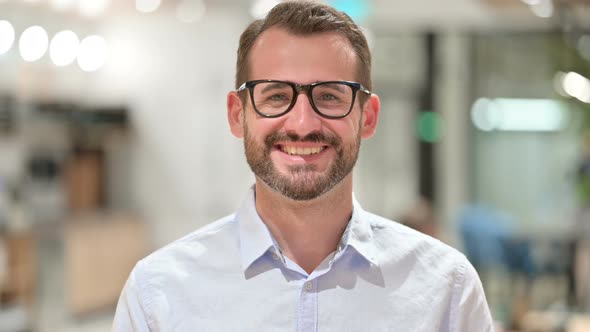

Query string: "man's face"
[[235, 28, 373, 200], [243, 117, 362, 200]]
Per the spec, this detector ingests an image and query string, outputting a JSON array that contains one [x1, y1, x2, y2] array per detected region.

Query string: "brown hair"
[[235, 1, 372, 93]]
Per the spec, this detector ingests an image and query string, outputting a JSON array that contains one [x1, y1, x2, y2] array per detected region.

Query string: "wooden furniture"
[[64, 215, 148, 315], [0, 231, 36, 306]]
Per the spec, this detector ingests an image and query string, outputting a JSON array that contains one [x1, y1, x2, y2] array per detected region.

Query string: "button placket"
[[296, 279, 318, 332]]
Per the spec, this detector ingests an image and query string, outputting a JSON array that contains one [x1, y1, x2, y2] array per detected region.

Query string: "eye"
[[317, 93, 338, 101], [268, 94, 290, 101]]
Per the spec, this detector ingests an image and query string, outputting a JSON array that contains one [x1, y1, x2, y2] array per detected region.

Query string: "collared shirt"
[[113, 188, 494, 331]]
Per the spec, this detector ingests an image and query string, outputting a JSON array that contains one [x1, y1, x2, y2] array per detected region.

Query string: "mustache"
[[265, 132, 341, 147]]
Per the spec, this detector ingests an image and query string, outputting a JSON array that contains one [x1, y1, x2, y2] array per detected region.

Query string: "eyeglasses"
[[237, 80, 371, 119]]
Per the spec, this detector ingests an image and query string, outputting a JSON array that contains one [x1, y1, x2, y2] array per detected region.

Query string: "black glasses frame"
[[236, 79, 371, 119]]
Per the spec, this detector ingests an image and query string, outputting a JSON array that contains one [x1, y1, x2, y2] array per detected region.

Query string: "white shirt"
[[113, 188, 494, 331]]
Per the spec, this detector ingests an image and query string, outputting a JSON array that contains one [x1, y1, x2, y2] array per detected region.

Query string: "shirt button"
[[304, 282, 313, 292], [272, 253, 280, 261]]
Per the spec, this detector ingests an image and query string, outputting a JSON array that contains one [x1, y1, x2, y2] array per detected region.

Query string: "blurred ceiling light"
[[50, 30, 79, 66], [529, 0, 553, 18], [176, 0, 206, 23], [49, 0, 76, 11], [0, 20, 15, 55], [577, 35, 590, 62], [250, 0, 281, 19], [78, 0, 110, 18], [19, 25, 49, 62], [471, 98, 567, 132], [562, 71, 590, 103], [471, 98, 495, 132], [520, 0, 541, 5], [553, 71, 569, 97], [136, 0, 161, 13], [77, 35, 107, 72]]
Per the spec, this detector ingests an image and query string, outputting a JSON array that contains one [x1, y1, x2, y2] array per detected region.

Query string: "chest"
[[148, 267, 453, 332]]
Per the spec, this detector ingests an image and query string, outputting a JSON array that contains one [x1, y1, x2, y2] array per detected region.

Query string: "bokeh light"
[[471, 98, 495, 132], [19, 25, 49, 62], [50, 30, 80, 67], [529, 0, 553, 18], [0, 20, 15, 55], [136, 0, 161, 13], [77, 35, 107, 72], [78, 0, 110, 18], [562, 71, 590, 103], [417, 112, 443, 143], [471, 98, 567, 132], [553, 71, 568, 97]]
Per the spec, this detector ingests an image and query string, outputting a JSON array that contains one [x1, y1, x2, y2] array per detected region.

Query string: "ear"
[[227, 91, 245, 138], [360, 94, 380, 139]]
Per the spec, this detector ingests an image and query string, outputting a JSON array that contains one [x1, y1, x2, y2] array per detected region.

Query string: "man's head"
[[235, 1, 372, 94], [227, 1, 380, 201]]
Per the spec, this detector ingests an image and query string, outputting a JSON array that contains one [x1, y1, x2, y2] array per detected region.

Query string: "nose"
[[282, 92, 323, 136]]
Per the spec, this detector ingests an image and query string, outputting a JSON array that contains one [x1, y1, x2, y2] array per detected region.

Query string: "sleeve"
[[112, 265, 152, 332], [450, 260, 495, 332]]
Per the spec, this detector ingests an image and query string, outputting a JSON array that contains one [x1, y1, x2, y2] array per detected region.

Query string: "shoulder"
[[115, 214, 241, 329], [364, 211, 460, 254], [362, 212, 494, 329], [363, 211, 471, 275], [133, 213, 239, 279]]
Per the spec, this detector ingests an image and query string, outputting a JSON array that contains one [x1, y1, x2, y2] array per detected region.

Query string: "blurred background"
[[0, 0, 589, 331]]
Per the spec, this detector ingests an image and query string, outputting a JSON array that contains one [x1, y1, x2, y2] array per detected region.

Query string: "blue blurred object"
[[328, 0, 371, 22], [459, 205, 536, 276]]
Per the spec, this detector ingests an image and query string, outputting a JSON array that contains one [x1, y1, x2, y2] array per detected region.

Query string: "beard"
[[243, 123, 361, 201]]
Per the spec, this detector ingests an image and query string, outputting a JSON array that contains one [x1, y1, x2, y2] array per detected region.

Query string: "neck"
[[254, 175, 354, 274]]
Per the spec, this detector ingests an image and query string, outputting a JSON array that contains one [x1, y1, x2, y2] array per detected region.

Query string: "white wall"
[[95, 9, 255, 245]]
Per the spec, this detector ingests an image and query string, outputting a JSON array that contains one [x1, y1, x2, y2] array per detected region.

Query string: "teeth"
[[281, 146, 324, 156]]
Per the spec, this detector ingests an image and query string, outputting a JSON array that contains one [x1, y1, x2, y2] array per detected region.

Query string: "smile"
[[278, 145, 327, 156]]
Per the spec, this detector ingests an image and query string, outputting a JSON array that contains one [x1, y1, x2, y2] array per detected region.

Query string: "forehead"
[[248, 27, 358, 83]]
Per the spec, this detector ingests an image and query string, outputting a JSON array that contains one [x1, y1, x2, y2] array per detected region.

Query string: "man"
[[113, 1, 494, 331]]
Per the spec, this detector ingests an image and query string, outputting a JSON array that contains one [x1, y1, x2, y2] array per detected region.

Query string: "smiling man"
[[113, 1, 494, 331]]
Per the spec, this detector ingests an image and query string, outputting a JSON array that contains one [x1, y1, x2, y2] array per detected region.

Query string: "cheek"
[[245, 114, 283, 136], [329, 118, 361, 139]]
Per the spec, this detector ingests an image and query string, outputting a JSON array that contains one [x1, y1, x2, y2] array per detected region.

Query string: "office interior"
[[0, 0, 590, 331]]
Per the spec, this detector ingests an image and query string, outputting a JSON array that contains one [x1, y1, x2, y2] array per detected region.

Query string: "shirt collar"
[[237, 187, 379, 271], [237, 187, 277, 270], [344, 196, 379, 266]]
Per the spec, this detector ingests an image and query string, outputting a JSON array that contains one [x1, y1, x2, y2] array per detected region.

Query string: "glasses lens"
[[252, 81, 294, 116], [311, 82, 354, 117]]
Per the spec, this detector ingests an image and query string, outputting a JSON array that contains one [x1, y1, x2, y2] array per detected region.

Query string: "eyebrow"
[[260, 82, 290, 94], [316, 83, 346, 93]]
